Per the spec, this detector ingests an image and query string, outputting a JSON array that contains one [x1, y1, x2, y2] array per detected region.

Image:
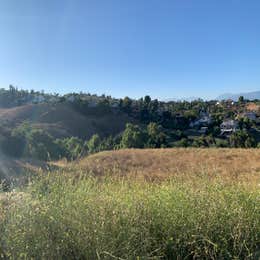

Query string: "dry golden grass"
[[2, 149, 260, 259], [67, 148, 260, 185]]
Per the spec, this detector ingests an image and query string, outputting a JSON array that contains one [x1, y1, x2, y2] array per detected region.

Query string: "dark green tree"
[[229, 131, 257, 148], [120, 123, 144, 148], [120, 97, 132, 113], [147, 122, 166, 148], [87, 134, 101, 154], [238, 96, 244, 103]]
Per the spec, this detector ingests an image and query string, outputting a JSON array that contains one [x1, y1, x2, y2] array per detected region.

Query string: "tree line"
[[0, 121, 258, 162]]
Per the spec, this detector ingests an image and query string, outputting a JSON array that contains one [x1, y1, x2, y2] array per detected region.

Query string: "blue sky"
[[0, 0, 260, 100]]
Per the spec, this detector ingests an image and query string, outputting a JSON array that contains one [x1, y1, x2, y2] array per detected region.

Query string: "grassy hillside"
[[1, 148, 259, 259], [67, 148, 260, 184]]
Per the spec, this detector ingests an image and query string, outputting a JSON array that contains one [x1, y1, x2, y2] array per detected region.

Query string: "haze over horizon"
[[1, 0, 260, 100]]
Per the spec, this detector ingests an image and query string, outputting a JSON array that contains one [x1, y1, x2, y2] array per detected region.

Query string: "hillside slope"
[[67, 148, 260, 183], [0, 155, 50, 186], [0, 103, 134, 139]]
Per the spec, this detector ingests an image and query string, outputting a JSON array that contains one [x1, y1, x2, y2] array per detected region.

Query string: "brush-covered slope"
[[0, 155, 51, 186], [0, 103, 134, 139]]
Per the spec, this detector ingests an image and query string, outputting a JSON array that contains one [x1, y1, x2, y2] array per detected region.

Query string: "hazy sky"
[[0, 0, 260, 100]]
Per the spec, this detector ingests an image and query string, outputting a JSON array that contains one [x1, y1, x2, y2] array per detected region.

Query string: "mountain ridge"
[[217, 90, 260, 101]]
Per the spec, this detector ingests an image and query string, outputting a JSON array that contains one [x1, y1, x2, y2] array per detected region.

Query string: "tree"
[[174, 138, 189, 147], [9, 122, 31, 157], [147, 122, 166, 148], [238, 96, 244, 103], [120, 123, 144, 148], [26, 128, 59, 160], [87, 134, 101, 154], [192, 136, 209, 147], [121, 97, 132, 113], [215, 139, 229, 148], [99, 136, 117, 151], [238, 117, 253, 130], [9, 85, 16, 94], [144, 95, 151, 106], [10, 123, 66, 160], [229, 131, 257, 148], [62, 137, 85, 160]]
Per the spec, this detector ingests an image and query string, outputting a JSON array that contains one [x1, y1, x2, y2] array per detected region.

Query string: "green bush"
[[120, 123, 145, 148], [229, 131, 257, 148]]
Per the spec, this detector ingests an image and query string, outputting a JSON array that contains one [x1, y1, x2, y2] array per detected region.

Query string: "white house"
[[220, 120, 239, 135]]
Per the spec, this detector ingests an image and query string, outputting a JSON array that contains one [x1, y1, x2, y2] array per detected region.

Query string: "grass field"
[[68, 148, 260, 185], [1, 148, 260, 259]]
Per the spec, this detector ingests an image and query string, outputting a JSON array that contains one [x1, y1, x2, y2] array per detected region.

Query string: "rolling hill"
[[65, 148, 260, 184], [0, 102, 134, 139]]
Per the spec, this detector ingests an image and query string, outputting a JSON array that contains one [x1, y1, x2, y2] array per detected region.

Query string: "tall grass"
[[1, 173, 259, 259]]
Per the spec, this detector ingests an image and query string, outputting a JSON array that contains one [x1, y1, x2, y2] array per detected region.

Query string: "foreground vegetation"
[[0, 149, 260, 259], [0, 174, 259, 259]]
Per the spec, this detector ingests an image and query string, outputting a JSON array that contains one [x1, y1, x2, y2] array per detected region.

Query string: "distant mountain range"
[[163, 91, 260, 102], [217, 91, 260, 101], [163, 96, 202, 102]]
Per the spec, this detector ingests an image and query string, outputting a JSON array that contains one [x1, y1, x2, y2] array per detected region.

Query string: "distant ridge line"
[[216, 90, 260, 101]]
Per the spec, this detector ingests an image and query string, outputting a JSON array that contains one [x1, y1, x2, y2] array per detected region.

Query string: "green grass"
[[1, 173, 259, 259]]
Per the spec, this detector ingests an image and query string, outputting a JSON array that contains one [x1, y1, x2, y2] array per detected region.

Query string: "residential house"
[[220, 120, 239, 135], [189, 113, 212, 128]]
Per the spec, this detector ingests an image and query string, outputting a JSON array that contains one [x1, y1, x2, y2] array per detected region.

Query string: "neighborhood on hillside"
[[0, 86, 259, 163]]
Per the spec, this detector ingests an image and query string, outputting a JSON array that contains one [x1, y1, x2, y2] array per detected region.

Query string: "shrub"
[[120, 123, 145, 148]]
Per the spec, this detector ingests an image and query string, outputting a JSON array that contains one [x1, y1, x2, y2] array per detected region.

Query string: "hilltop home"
[[220, 120, 239, 135], [189, 113, 212, 128]]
